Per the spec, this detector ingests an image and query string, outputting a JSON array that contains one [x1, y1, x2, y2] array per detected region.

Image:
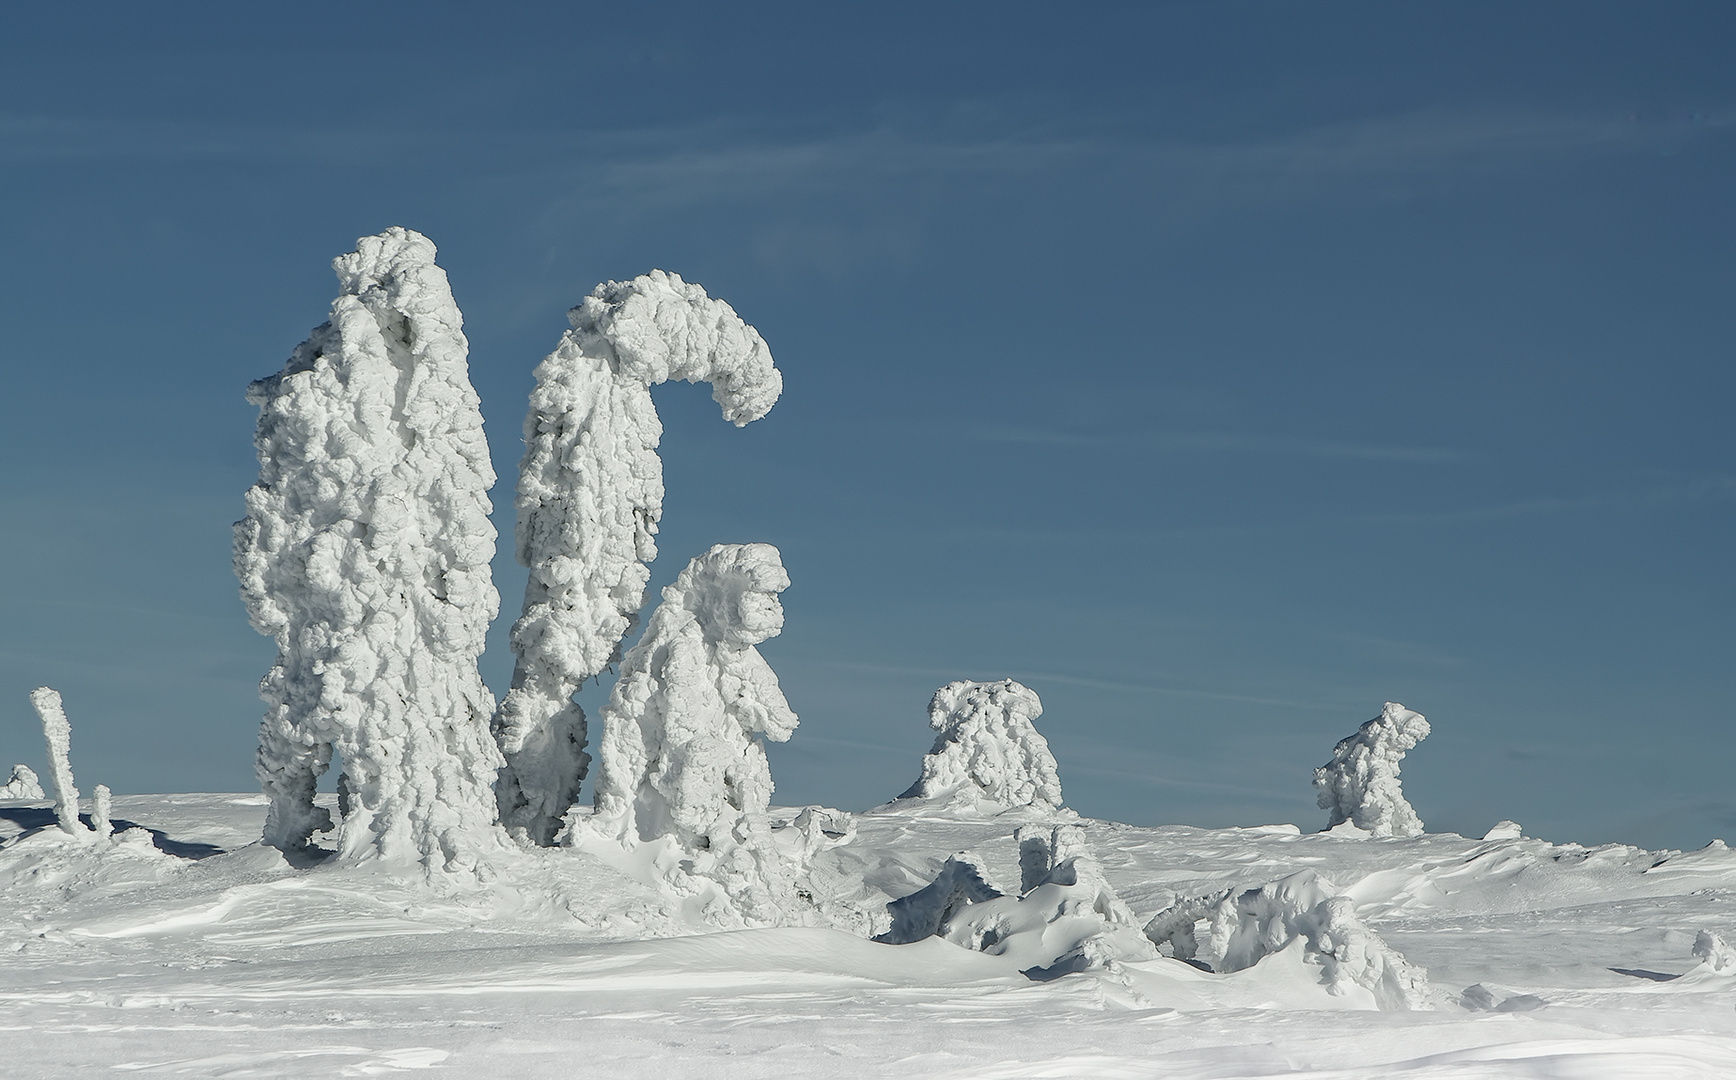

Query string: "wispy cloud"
[[960, 425, 1467, 464]]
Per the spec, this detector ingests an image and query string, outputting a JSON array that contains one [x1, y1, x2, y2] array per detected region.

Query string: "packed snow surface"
[[494, 272, 781, 846], [1314, 701, 1431, 837], [4, 791, 1733, 1078], [234, 228, 505, 875]]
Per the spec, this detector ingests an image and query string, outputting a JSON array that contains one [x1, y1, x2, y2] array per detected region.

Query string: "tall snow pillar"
[[235, 227, 506, 874], [29, 687, 89, 836], [495, 271, 782, 845]]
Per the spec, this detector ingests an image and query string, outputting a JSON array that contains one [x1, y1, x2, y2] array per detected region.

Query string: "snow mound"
[[2, 764, 44, 800], [891, 823, 1156, 978], [235, 227, 506, 876], [496, 270, 782, 845], [1144, 869, 1432, 1010], [1313, 702, 1430, 838], [1694, 930, 1736, 973], [900, 679, 1063, 809], [567, 543, 805, 927]]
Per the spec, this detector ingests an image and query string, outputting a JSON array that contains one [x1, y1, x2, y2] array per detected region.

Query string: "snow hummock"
[[566, 543, 804, 926], [1144, 869, 1432, 1010], [29, 687, 88, 836], [1, 764, 44, 800], [234, 227, 505, 875], [900, 679, 1064, 810], [1694, 930, 1736, 973], [495, 270, 782, 845], [1313, 701, 1431, 838]]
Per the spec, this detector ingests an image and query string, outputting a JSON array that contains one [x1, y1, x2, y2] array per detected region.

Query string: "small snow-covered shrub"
[[901, 679, 1063, 809], [1313, 702, 1431, 838], [1, 764, 44, 800]]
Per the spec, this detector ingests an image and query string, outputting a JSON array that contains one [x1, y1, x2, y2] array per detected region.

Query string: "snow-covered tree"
[[1313, 701, 1431, 838], [571, 542, 801, 925], [900, 679, 1063, 809], [29, 687, 88, 836], [235, 227, 505, 875], [495, 271, 782, 845], [1, 764, 44, 800]]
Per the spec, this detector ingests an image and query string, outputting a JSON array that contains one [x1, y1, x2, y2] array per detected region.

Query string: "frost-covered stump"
[[900, 679, 1064, 809], [495, 270, 782, 845], [235, 228, 505, 875], [570, 543, 803, 926], [1313, 701, 1431, 838]]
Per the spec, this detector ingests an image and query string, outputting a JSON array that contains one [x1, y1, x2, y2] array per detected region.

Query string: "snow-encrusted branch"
[[29, 687, 88, 836], [495, 271, 782, 845], [235, 227, 505, 875], [1313, 701, 1431, 838], [572, 542, 802, 926], [900, 679, 1063, 809]]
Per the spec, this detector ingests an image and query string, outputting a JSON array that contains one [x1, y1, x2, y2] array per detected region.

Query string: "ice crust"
[[235, 228, 505, 875], [1313, 702, 1431, 838], [901, 679, 1063, 809], [568, 543, 803, 926], [1, 764, 44, 800], [1144, 869, 1432, 1010], [495, 270, 782, 845]]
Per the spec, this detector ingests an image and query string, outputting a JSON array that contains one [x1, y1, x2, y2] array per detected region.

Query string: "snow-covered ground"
[[4, 792, 1733, 1078]]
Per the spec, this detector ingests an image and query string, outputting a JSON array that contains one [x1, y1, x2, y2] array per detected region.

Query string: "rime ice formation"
[[570, 543, 802, 925], [235, 227, 505, 875], [495, 270, 782, 845], [29, 687, 88, 836], [91, 784, 114, 839], [878, 853, 1005, 945], [1144, 870, 1432, 1010], [900, 679, 1064, 809], [1, 765, 44, 800], [1313, 701, 1431, 838], [886, 823, 1155, 977], [1694, 931, 1736, 973]]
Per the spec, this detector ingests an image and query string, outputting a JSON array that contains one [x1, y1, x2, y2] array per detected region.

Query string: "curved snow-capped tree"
[[495, 270, 782, 845], [900, 679, 1064, 809], [1313, 701, 1431, 838], [575, 542, 801, 925], [235, 227, 505, 874]]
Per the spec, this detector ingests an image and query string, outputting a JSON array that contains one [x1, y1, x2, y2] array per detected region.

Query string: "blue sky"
[[2, 2, 1732, 850]]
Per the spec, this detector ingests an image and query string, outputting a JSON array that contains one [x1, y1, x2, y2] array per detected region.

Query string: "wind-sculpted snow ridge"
[[1, 764, 44, 800], [1144, 869, 1432, 1010], [235, 227, 506, 877], [496, 271, 782, 846], [565, 543, 807, 927], [1313, 701, 1430, 838], [884, 823, 1157, 979], [900, 679, 1064, 809], [29, 687, 88, 836]]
